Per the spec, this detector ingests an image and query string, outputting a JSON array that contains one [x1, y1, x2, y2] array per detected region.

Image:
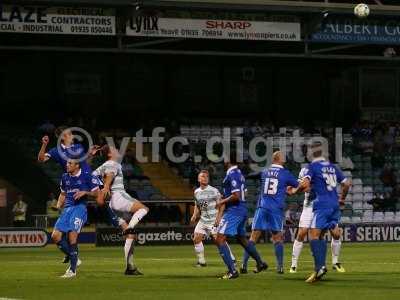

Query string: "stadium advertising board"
[[0, 229, 48, 248], [311, 18, 400, 45], [285, 223, 400, 243], [126, 16, 300, 41], [97, 223, 400, 246], [96, 226, 199, 246], [0, 5, 115, 35]]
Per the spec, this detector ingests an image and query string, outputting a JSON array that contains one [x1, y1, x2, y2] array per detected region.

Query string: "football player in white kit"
[[289, 166, 346, 273], [190, 170, 235, 267], [94, 145, 149, 275]]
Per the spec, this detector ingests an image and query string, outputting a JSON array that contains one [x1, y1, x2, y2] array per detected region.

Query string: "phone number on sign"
[[70, 25, 113, 34]]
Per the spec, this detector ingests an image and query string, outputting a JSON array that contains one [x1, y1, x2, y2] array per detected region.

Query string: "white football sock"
[[331, 238, 342, 265], [194, 242, 206, 264], [124, 238, 135, 268], [128, 208, 148, 229], [226, 242, 236, 261], [291, 240, 304, 268]]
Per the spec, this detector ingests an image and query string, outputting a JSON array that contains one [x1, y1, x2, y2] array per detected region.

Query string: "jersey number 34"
[[323, 173, 337, 191]]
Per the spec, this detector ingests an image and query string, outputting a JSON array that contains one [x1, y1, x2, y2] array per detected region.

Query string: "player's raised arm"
[[37, 135, 50, 162], [86, 145, 101, 165]]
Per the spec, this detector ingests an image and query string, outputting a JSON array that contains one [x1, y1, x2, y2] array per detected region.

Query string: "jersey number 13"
[[264, 178, 278, 195]]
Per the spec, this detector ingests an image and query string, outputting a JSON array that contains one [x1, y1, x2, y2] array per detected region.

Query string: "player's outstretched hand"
[[73, 191, 87, 200], [42, 135, 49, 145], [89, 145, 101, 156]]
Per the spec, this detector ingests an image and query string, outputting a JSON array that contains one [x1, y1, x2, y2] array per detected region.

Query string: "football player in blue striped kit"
[[214, 155, 267, 279], [241, 151, 301, 274], [51, 158, 100, 278], [302, 143, 351, 283]]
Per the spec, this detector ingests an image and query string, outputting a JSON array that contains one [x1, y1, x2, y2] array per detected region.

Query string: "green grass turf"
[[0, 243, 399, 300]]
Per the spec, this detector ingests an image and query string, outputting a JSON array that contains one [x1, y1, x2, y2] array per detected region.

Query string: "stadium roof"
[[3, 0, 400, 60], [6, 0, 400, 15]]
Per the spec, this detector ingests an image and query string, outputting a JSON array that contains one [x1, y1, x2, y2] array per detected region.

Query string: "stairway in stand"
[[134, 144, 193, 200]]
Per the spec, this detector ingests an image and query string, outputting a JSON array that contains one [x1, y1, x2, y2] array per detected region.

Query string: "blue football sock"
[[274, 242, 284, 268], [105, 206, 120, 228], [69, 244, 78, 273], [242, 249, 250, 269], [319, 239, 327, 268], [57, 234, 70, 256], [218, 243, 236, 274], [244, 241, 263, 266], [310, 239, 320, 271]]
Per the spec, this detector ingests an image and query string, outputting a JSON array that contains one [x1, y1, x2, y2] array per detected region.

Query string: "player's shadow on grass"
[[156, 274, 220, 280]]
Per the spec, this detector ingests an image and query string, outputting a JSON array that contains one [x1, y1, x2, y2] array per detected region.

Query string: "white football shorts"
[[194, 221, 217, 236], [299, 206, 314, 229], [109, 191, 137, 213]]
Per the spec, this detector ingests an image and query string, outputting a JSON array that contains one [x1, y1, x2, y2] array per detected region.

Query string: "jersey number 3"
[[264, 178, 278, 195]]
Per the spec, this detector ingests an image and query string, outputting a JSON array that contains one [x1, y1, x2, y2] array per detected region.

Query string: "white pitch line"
[[144, 258, 400, 265]]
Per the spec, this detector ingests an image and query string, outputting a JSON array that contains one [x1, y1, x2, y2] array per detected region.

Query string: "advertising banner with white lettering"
[[96, 226, 200, 246], [0, 5, 115, 35], [126, 16, 300, 41], [311, 18, 400, 45], [97, 223, 400, 246], [285, 223, 400, 243], [0, 228, 48, 248]]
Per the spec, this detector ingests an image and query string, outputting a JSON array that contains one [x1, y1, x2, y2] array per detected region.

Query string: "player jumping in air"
[[37, 126, 92, 173], [301, 143, 351, 283], [94, 145, 149, 275], [51, 158, 100, 278], [241, 151, 301, 274], [214, 156, 268, 279], [290, 166, 346, 273], [38, 126, 121, 263], [190, 170, 235, 267]]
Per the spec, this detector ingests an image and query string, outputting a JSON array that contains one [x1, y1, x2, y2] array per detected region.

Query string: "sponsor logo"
[[206, 20, 251, 30], [126, 17, 300, 42], [0, 5, 116, 36], [285, 224, 400, 243], [0, 230, 48, 248], [130, 16, 159, 32], [136, 231, 188, 245], [96, 227, 195, 246], [97, 224, 400, 246]]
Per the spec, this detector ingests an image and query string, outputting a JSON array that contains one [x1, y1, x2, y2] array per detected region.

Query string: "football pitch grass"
[[0, 243, 399, 300]]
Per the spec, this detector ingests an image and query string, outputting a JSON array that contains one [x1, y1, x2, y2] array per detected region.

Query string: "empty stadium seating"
[[177, 124, 400, 224]]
